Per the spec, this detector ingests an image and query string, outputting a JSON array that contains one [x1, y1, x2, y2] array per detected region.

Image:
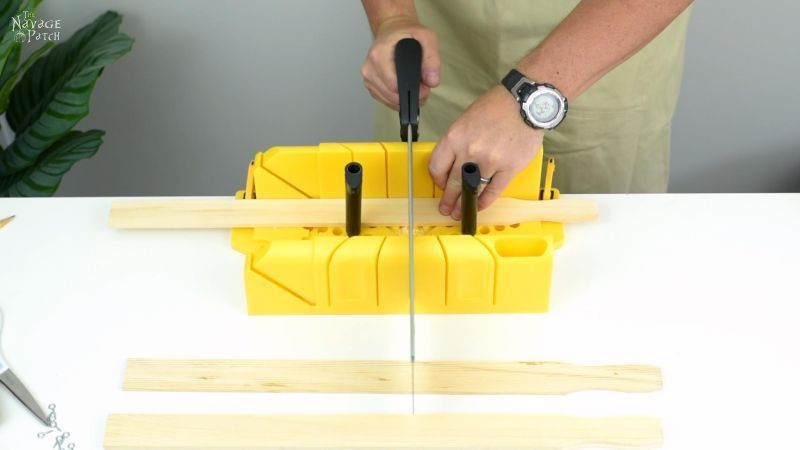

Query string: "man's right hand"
[[360, 16, 440, 110]]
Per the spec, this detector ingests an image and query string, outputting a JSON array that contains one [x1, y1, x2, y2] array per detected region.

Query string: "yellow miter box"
[[231, 142, 563, 315]]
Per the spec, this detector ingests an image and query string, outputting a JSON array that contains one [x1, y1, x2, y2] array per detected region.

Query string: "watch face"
[[528, 92, 560, 123]]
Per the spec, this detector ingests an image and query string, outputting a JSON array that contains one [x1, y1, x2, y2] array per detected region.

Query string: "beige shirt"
[[373, 1, 692, 193]]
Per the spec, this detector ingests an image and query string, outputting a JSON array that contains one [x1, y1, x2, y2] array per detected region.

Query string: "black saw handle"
[[395, 38, 422, 142]]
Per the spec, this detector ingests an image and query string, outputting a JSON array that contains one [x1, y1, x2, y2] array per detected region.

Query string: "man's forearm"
[[518, 0, 693, 99], [361, 0, 417, 36]]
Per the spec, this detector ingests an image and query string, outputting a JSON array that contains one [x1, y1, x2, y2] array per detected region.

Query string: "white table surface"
[[0, 194, 798, 449]]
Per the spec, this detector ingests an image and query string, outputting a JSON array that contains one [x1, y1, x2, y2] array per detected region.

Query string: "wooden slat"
[[123, 359, 662, 395], [108, 197, 598, 229], [104, 414, 663, 449]]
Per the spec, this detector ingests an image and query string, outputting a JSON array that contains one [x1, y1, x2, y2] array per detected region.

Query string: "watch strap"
[[501, 69, 526, 99], [501, 69, 524, 91]]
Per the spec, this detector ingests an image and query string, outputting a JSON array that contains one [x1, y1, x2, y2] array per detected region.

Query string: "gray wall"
[[670, 0, 800, 192], [32, 0, 800, 196]]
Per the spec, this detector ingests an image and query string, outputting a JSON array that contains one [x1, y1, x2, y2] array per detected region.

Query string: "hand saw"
[[395, 37, 422, 413]]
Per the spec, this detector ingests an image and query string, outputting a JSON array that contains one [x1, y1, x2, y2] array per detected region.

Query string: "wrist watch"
[[501, 68, 568, 130]]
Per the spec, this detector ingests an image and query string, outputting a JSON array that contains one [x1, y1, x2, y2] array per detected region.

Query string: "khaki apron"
[[373, 1, 692, 193]]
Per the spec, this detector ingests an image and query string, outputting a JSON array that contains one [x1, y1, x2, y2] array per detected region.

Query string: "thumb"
[[416, 32, 440, 87]]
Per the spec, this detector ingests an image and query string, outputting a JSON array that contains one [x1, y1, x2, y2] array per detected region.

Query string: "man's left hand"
[[428, 85, 544, 219]]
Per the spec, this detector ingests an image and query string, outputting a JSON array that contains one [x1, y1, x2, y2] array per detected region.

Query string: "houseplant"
[[0, 0, 133, 196]]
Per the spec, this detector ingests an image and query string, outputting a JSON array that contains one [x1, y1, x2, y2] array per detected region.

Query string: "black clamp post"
[[461, 162, 481, 235], [395, 38, 421, 142], [345, 162, 363, 237]]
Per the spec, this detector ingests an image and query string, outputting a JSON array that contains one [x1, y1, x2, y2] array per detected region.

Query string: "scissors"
[[0, 309, 49, 425]]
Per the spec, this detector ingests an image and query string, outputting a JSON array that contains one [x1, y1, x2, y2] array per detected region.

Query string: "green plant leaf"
[[0, 0, 25, 79], [0, 40, 50, 112], [0, 10, 133, 176], [0, 0, 24, 37], [0, 129, 104, 196], [0, 0, 22, 26], [0, 43, 20, 88]]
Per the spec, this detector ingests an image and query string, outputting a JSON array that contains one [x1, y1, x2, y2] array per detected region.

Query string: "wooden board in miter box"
[[231, 142, 564, 315]]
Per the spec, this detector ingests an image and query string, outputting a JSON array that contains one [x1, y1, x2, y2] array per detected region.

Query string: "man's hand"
[[360, 16, 440, 110], [428, 85, 544, 219]]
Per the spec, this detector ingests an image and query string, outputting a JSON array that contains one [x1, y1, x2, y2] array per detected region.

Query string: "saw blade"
[[406, 123, 416, 413], [395, 37, 422, 415]]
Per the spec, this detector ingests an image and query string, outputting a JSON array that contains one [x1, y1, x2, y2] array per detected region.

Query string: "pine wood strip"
[[104, 413, 663, 449], [123, 359, 662, 395], [108, 197, 598, 229]]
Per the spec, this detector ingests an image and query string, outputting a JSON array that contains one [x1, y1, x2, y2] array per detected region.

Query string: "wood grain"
[[123, 359, 662, 395], [104, 413, 663, 449], [108, 197, 598, 229]]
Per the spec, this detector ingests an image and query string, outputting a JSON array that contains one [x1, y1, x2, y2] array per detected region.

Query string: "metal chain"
[[35, 404, 76, 449]]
